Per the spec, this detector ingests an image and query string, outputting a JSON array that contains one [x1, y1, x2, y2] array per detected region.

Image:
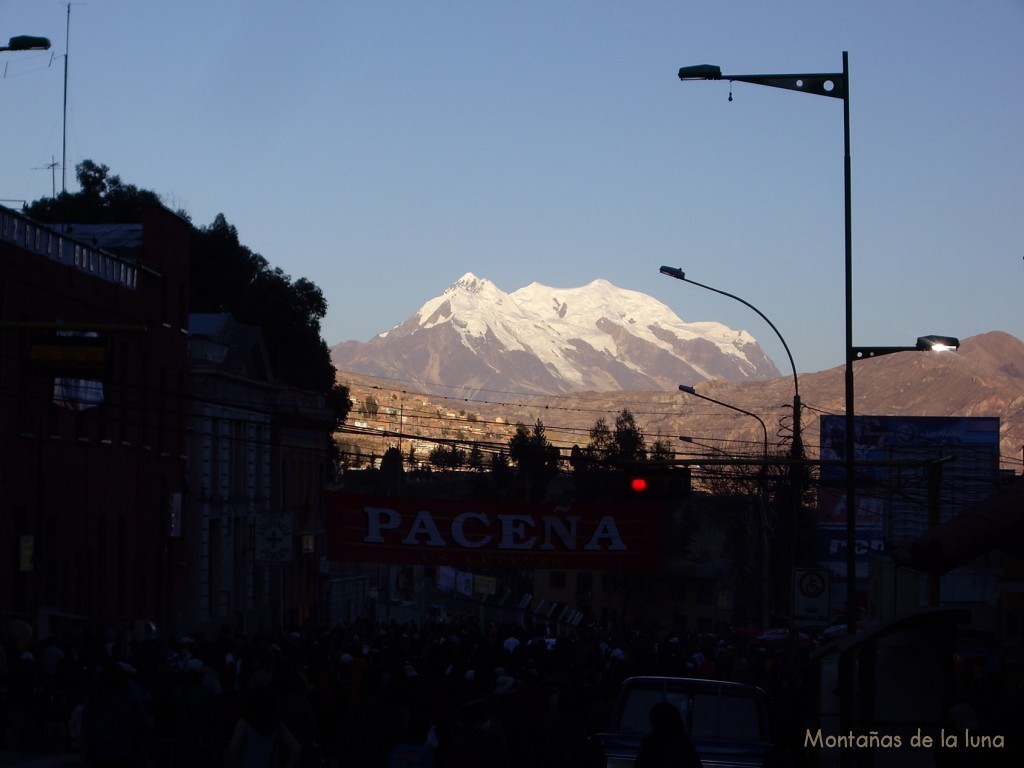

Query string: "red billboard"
[[324, 491, 665, 570]]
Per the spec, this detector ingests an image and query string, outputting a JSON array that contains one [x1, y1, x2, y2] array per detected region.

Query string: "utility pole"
[[62, 4, 73, 194]]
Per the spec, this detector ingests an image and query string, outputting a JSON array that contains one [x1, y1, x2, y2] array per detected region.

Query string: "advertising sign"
[[324, 491, 665, 570], [817, 415, 1000, 577]]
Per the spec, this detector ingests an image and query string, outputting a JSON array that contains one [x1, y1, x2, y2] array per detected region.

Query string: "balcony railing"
[[1, 205, 138, 290]]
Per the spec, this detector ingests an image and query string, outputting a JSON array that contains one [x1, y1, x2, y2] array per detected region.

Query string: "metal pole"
[[659, 268, 803, 459], [680, 385, 771, 625], [842, 51, 858, 638], [61, 3, 71, 194]]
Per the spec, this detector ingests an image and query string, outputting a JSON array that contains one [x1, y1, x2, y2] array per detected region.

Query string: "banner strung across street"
[[324, 491, 665, 570]]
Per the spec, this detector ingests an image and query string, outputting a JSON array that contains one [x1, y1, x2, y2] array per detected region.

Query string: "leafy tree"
[[379, 446, 405, 493], [380, 446, 404, 474], [190, 214, 338, 394], [24, 160, 163, 222], [650, 439, 674, 462], [25, 160, 350, 423]]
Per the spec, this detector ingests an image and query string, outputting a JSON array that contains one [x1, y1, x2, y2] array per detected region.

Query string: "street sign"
[[793, 567, 831, 628], [255, 514, 293, 563]]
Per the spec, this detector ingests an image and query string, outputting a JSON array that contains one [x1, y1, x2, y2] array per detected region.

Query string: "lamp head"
[[678, 384, 696, 395], [678, 64, 722, 81], [4, 35, 51, 51], [660, 265, 685, 280], [916, 335, 960, 352]]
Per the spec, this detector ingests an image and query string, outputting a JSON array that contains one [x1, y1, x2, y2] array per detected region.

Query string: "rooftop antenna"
[[33, 157, 61, 197]]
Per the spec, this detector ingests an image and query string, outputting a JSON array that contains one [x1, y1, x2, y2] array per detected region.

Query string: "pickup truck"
[[590, 676, 777, 768]]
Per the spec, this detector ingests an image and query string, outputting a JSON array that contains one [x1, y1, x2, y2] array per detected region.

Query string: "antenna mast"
[[61, 3, 71, 194], [33, 157, 60, 197]]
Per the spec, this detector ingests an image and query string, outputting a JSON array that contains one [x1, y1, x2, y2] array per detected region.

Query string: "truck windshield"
[[618, 687, 764, 742]]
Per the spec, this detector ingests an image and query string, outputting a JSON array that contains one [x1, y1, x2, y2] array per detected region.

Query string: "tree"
[[508, 420, 561, 501], [468, 444, 485, 472], [586, 417, 614, 460], [650, 439, 674, 462], [25, 160, 352, 463], [428, 445, 465, 471], [190, 215, 338, 394], [578, 408, 647, 468], [380, 446, 405, 493], [24, 160, 163, 222], [612, 408, 647, 463]]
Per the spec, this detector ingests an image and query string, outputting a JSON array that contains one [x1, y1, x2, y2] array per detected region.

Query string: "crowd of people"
[[0, 616, 811, 767]]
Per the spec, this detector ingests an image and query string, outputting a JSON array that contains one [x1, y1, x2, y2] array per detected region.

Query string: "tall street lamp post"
[[677, 58, 960, 637], [677, 58, 962, 760], [677, 54, 863, 632], [679, 384, 771, 626]]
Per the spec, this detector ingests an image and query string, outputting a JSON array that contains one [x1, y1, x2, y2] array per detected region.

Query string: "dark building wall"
[[0, 205, 190, 635]]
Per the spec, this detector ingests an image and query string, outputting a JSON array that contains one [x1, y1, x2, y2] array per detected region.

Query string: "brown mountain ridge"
[[335, 331, 1024, 473]]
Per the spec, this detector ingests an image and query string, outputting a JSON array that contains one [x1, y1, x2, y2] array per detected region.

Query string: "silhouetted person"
[[635, 701, 703, 768], [80, 660, 153, 768], [225, 671, 301, 768]]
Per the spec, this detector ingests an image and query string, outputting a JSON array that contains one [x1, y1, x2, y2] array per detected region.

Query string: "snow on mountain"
[[331, 273, 781, 396]]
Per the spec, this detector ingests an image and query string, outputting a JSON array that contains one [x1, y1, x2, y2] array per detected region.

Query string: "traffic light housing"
[[623, 468, 690, 501]]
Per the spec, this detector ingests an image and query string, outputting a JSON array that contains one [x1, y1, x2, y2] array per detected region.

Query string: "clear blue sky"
[[3, 1, 1021, 375]]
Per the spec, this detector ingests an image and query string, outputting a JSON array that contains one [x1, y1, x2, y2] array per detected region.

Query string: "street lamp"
[[677, 56, 961, 761], [678, 435, 733, 459], [677, 54, 863, 633], [663, 265, 810, 607], [0, 35, 51, 52], [677, 57, 963, 641], [852, 335, 960, 359], [680, 384, 771, 625], [660, 266, 802, 459]]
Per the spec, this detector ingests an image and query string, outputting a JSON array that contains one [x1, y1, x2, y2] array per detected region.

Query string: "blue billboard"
[[817, 415, 1000, 578]]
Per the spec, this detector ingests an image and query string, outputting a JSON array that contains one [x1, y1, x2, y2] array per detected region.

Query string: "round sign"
[[799, 571, 825, 599]]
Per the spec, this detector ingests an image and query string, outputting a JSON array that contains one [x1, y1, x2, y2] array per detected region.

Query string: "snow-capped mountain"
[[329, 273, 781, 396]]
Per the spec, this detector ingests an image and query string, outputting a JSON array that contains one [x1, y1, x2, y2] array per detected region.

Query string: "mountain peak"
[[331, 274, 782, 396], [446, 273, 491, 295]]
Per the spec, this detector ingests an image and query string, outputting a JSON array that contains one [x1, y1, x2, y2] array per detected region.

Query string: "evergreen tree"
[[508, 420, 560, 500]]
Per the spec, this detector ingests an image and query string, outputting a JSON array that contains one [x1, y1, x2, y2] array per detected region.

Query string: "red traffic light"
[[629, 477, 648, 493]]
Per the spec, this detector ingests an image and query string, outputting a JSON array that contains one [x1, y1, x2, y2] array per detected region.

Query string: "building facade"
[[184, 313, 336, 636], [0, 204, 191, 637]]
